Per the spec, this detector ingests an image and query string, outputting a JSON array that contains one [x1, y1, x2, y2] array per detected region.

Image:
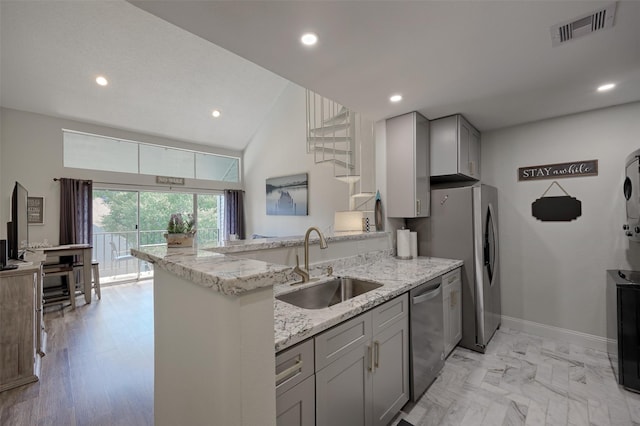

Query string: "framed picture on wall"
[[27, 196, 45, 225], [266, 173, 308, 216]]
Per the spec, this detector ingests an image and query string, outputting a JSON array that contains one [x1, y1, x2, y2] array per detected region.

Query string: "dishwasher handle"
[[412, 283, 442, 304]]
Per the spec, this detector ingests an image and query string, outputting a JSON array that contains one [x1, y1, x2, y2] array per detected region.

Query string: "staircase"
[[305, 90, 376, 213]]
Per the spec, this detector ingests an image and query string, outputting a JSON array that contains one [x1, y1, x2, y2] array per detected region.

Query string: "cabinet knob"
[[635, 227, 640, 234]]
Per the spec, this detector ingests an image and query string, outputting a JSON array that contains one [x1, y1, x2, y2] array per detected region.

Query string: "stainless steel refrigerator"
[[409, 183, 501, 353]]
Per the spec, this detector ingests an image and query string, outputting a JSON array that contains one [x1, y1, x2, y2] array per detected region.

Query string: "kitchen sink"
[[276, 277, 383, 309]]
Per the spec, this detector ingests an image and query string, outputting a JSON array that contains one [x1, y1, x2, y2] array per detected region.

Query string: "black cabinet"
[[607, 270, 640, 392]]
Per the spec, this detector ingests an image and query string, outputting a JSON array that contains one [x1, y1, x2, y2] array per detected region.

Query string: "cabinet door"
[[415, 112, 430, 217], [277, 375, 315, 426], [451, 275, 462, 348], [372, 315, 409, 426], [443, 268, 462, 357], [386, 112, 430, 218], [316, 343, 372, 426], [457, 117, 471, 177], [468, 127, 480, 179], [0, 272, 36, 389], [430, 115, 458, 177], [443, 283, 452, 356]]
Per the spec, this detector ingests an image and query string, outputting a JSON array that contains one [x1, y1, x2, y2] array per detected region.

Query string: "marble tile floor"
[[392, 328, 640, 426]]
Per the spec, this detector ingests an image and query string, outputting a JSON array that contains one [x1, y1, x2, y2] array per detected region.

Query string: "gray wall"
[[0, 107, 242, 244], [243, 83, 350, 237], [481, 101, 640, 338]]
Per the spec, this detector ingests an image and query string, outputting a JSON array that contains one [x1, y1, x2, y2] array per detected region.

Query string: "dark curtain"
[[224, 190, 245, 240], [59, 178, 93, 246]]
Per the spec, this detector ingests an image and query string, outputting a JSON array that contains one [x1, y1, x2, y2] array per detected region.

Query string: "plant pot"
[[164, 232, 196, 248]]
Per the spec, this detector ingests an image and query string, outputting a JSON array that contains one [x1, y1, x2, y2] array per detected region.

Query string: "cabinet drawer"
[[371, 293, 408, 334], [315, 312, 372, 371], [276, 338, 314, 396], [442, 268, 461, 289]]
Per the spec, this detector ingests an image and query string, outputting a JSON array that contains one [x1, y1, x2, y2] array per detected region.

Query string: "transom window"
[[63, 130, 240, 183]]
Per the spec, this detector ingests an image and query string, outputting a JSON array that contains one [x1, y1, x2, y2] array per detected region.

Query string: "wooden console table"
[[0, 264, 45, 392], [35, 244, 93, 304]]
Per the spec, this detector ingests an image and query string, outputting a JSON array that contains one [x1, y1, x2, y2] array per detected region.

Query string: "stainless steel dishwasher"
[[409, 276, 445, 401]]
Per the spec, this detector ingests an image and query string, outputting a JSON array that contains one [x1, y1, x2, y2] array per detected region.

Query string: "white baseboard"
[[500, 315, 611, 352]]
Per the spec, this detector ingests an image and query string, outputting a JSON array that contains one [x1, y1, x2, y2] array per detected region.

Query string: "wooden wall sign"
[[518, 159, 598, 181]]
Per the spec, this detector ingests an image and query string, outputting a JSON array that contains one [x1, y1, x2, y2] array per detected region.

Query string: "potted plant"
[[164, 213, 196, 247]]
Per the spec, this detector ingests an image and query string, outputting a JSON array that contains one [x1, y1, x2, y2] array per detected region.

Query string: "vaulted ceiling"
[[2, 1, 640, 151]]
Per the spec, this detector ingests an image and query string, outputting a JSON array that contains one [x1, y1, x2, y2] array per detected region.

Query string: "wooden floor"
[[0, 281, 154, 426]]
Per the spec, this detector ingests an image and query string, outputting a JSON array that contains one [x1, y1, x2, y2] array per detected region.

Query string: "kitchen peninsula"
[[132, 232, 462, 426]]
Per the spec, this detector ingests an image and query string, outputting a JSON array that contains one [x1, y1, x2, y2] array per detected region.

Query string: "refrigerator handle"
[[472, 187, 486, 349]]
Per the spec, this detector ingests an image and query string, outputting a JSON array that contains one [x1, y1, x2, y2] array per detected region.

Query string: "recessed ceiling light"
[[390, 94, 402, 103], [95, 76, 108, 86], [212, 109, 221, 118], [597, 83, 616, 92], [301, 33, 318, 46]]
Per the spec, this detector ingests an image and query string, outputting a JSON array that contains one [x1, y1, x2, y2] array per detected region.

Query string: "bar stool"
[[42, 263, 76, 309], [73, 261, 101, 300]]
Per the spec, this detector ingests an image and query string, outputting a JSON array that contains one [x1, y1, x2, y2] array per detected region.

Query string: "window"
[[63, 130, 241, 183]]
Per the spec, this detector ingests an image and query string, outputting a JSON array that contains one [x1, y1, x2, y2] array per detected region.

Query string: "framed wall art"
[[27, 196, 45, 225], [266, 173, 308, 216]]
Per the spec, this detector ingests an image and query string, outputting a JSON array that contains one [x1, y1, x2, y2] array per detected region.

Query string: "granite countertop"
[[131, 245, 292, 295], [131, 241, 462, 353], [274, 256, 463, 352], [201, 231, 388, 254], [131, 232, 390, 295]]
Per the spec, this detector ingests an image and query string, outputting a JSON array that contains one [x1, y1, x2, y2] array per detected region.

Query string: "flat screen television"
[[8, 181, 29, 260]]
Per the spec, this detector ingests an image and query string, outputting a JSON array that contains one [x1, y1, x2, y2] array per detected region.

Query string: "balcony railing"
[[93, 228, 220, 283]]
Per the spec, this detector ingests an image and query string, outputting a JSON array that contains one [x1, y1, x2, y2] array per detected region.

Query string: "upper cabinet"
[[386, 112, 430, 218], [430, 114, 480, 182]]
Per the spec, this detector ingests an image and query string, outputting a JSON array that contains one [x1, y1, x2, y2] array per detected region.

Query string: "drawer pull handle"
[[276, 359, 303, 383], [368, 345, 374, 372]]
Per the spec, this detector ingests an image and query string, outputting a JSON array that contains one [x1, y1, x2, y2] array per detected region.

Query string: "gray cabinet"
[[386, 112, 430, 218], [0, 266, 43, 392], [316, 342, 372, 426], [277, 375, 315, 426], [443, 268, 462, 357], [430, 114, 480, 181], [276, 339, 315, 426], [315, 294, 409, 426], [371, 315, 410, 426]]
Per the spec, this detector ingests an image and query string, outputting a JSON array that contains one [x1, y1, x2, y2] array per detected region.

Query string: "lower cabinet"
[[0, 266, 44, 392], [276, 338, 315, 426], [315, 294, 409, 426], [277, 375, 316, 426], [443, 268, 462, 357]]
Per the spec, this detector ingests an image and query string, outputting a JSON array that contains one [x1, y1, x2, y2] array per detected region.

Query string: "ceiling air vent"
[[550, 2, 617, 47]]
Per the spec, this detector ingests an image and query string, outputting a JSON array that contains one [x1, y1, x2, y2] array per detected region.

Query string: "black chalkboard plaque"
[[532, 181, 582, 221], [532, 196, 582, 221]]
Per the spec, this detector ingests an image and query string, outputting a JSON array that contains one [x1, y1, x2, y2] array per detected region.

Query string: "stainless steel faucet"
[[293, 226, 328, 283]]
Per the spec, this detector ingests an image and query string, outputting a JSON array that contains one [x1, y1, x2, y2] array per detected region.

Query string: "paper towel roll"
[[397, 229, 411, 258], [410, 232, 418, 258]]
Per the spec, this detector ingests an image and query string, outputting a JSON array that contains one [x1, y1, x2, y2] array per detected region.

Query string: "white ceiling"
[[2, 1, 640, 153], [0, 1, 288, 151]]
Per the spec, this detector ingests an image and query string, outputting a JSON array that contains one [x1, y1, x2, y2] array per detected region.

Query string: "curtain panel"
[[224, 190, 245, 241], [59, 178, 93, 246]]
